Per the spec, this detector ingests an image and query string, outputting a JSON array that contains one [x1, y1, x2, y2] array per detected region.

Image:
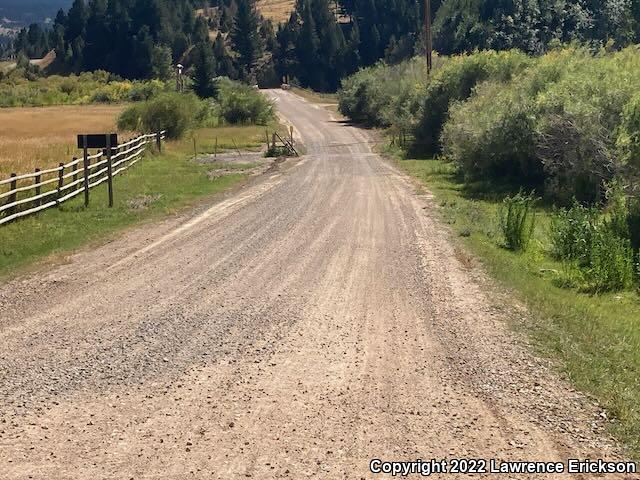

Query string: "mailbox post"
[[77, 133, 118, 208]]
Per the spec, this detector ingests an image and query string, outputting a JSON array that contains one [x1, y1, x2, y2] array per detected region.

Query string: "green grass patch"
[[396, 152, 640, 457], [185, 125, 279, 156], [291, 87, 338, 104], [0, 124, 275, 278]]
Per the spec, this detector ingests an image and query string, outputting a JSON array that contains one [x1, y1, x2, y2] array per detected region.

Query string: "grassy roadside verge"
[[290, 87, 337, 105], [389, 148, 640, 458], [0, 124, 272, 278]]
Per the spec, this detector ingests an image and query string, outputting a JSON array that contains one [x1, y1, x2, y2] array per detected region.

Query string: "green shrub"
[[117, 80, 273, 139], [441, 48, 582, 192], [617, 94, 640, 186], [438, 46, 640, 203], [265, 145, 290, 158], [499, 192, 537, 251], [217, 78, 274, 125], [116, 104, 143, 132], [128, 80, 165, 102], [338, 57, 431, 131], [550, 195, 636, 292], [587, 225, 635, 292], [194, 100, 219, 128], [338, 69, 379, 124], [442, 81, 540, 182], [118, 92, 200, 139], [414, 50, 531, 154], [549, 201, 599, 264], [532, 48, 640, 203], [627, 198, 640, 252]]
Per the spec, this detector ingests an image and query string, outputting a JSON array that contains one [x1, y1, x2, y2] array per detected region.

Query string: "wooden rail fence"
[[0, 131, 165, 226]]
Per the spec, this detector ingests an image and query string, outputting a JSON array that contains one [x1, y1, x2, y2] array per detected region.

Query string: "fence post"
[[56, 163, 64, 205], [34, 168, 41, 208], [82, 135, 90, 207], [272, 133, 277, 149], [106, 134, 114, 208], [214, 137, 218, 160], [6, 173, 17, 217], [72, 157, 78, 184], [156, 131, 162, 153], [289, 126, 294, 146]]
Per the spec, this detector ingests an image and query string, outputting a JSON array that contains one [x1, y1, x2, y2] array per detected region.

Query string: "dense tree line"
[[12, 0, 208, 79], [433, 0, 640, 55], [10, 0, 640, 91]]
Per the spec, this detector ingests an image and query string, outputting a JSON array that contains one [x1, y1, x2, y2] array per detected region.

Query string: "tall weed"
[[499, 192, 537, 251], [549, 201, 599, 264], [587, 225, 635, 292]]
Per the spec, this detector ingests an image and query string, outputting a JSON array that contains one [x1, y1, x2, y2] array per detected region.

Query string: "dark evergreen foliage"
[[192, 41, 218, 97], [230, 0, 263, 80], [11, 0, 640, 91]]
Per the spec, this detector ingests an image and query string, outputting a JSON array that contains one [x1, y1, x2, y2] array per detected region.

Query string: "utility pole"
[[425, 0, 433, 74]]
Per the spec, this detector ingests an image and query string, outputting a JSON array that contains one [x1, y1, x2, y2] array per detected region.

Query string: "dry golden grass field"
[[198, 2, 294, 24], [258, 0, 295, 22], [0, 104, 126, 178]]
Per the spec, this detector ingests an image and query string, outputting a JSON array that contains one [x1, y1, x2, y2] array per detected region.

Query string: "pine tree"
[[151, 45, 173, 80], [231, 0, 263, 79], [213, 32, 237, 78], [83, 0, 109, 71], [192, 41, 218, 98], [295, 0, 322, 89], [66, 0, 88, 44]]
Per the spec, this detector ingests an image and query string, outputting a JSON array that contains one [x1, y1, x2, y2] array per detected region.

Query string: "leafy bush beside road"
[[117, 93, 203, 139], [339, 47, 640, 295], [415, 50, 531, 155], [117, 79, 274, 139], [217, 78, 274, 125], [338, 57, 432, 133]]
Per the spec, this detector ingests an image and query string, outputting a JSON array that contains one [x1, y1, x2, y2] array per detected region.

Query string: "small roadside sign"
[[77, 133, 118, 149]]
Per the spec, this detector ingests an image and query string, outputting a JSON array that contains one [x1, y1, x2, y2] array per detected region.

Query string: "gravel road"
[[0, 90, 630, 479]]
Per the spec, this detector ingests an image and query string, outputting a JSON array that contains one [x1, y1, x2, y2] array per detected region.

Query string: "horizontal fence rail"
[[0, 131, 165, 226]]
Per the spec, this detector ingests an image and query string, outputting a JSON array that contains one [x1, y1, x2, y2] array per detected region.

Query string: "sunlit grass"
[[0, 104, 127, 177], [257, 0, 295, 22], [172, 124, 284, 157]]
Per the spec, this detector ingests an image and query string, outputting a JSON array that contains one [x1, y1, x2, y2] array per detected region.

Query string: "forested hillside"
[[10, 0, 207, 78], [8, 0, 640, 90], [433, 0, 640, 54]]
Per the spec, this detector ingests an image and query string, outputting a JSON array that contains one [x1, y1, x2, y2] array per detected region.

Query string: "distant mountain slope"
[[0, 1, 72, 26]]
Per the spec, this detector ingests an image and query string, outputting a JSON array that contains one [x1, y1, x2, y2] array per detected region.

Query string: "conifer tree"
[[213, 32, 237, 78], [295, 0, 322, 89], [192, 41, 218, 98], [231, 0, 263, 79]]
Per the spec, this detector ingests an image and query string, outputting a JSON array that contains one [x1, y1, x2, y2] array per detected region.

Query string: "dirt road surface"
[[0, 90, 630, 479]]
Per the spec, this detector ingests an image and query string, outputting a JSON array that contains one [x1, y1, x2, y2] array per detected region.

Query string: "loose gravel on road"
[[0, 90, 630, 479]]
